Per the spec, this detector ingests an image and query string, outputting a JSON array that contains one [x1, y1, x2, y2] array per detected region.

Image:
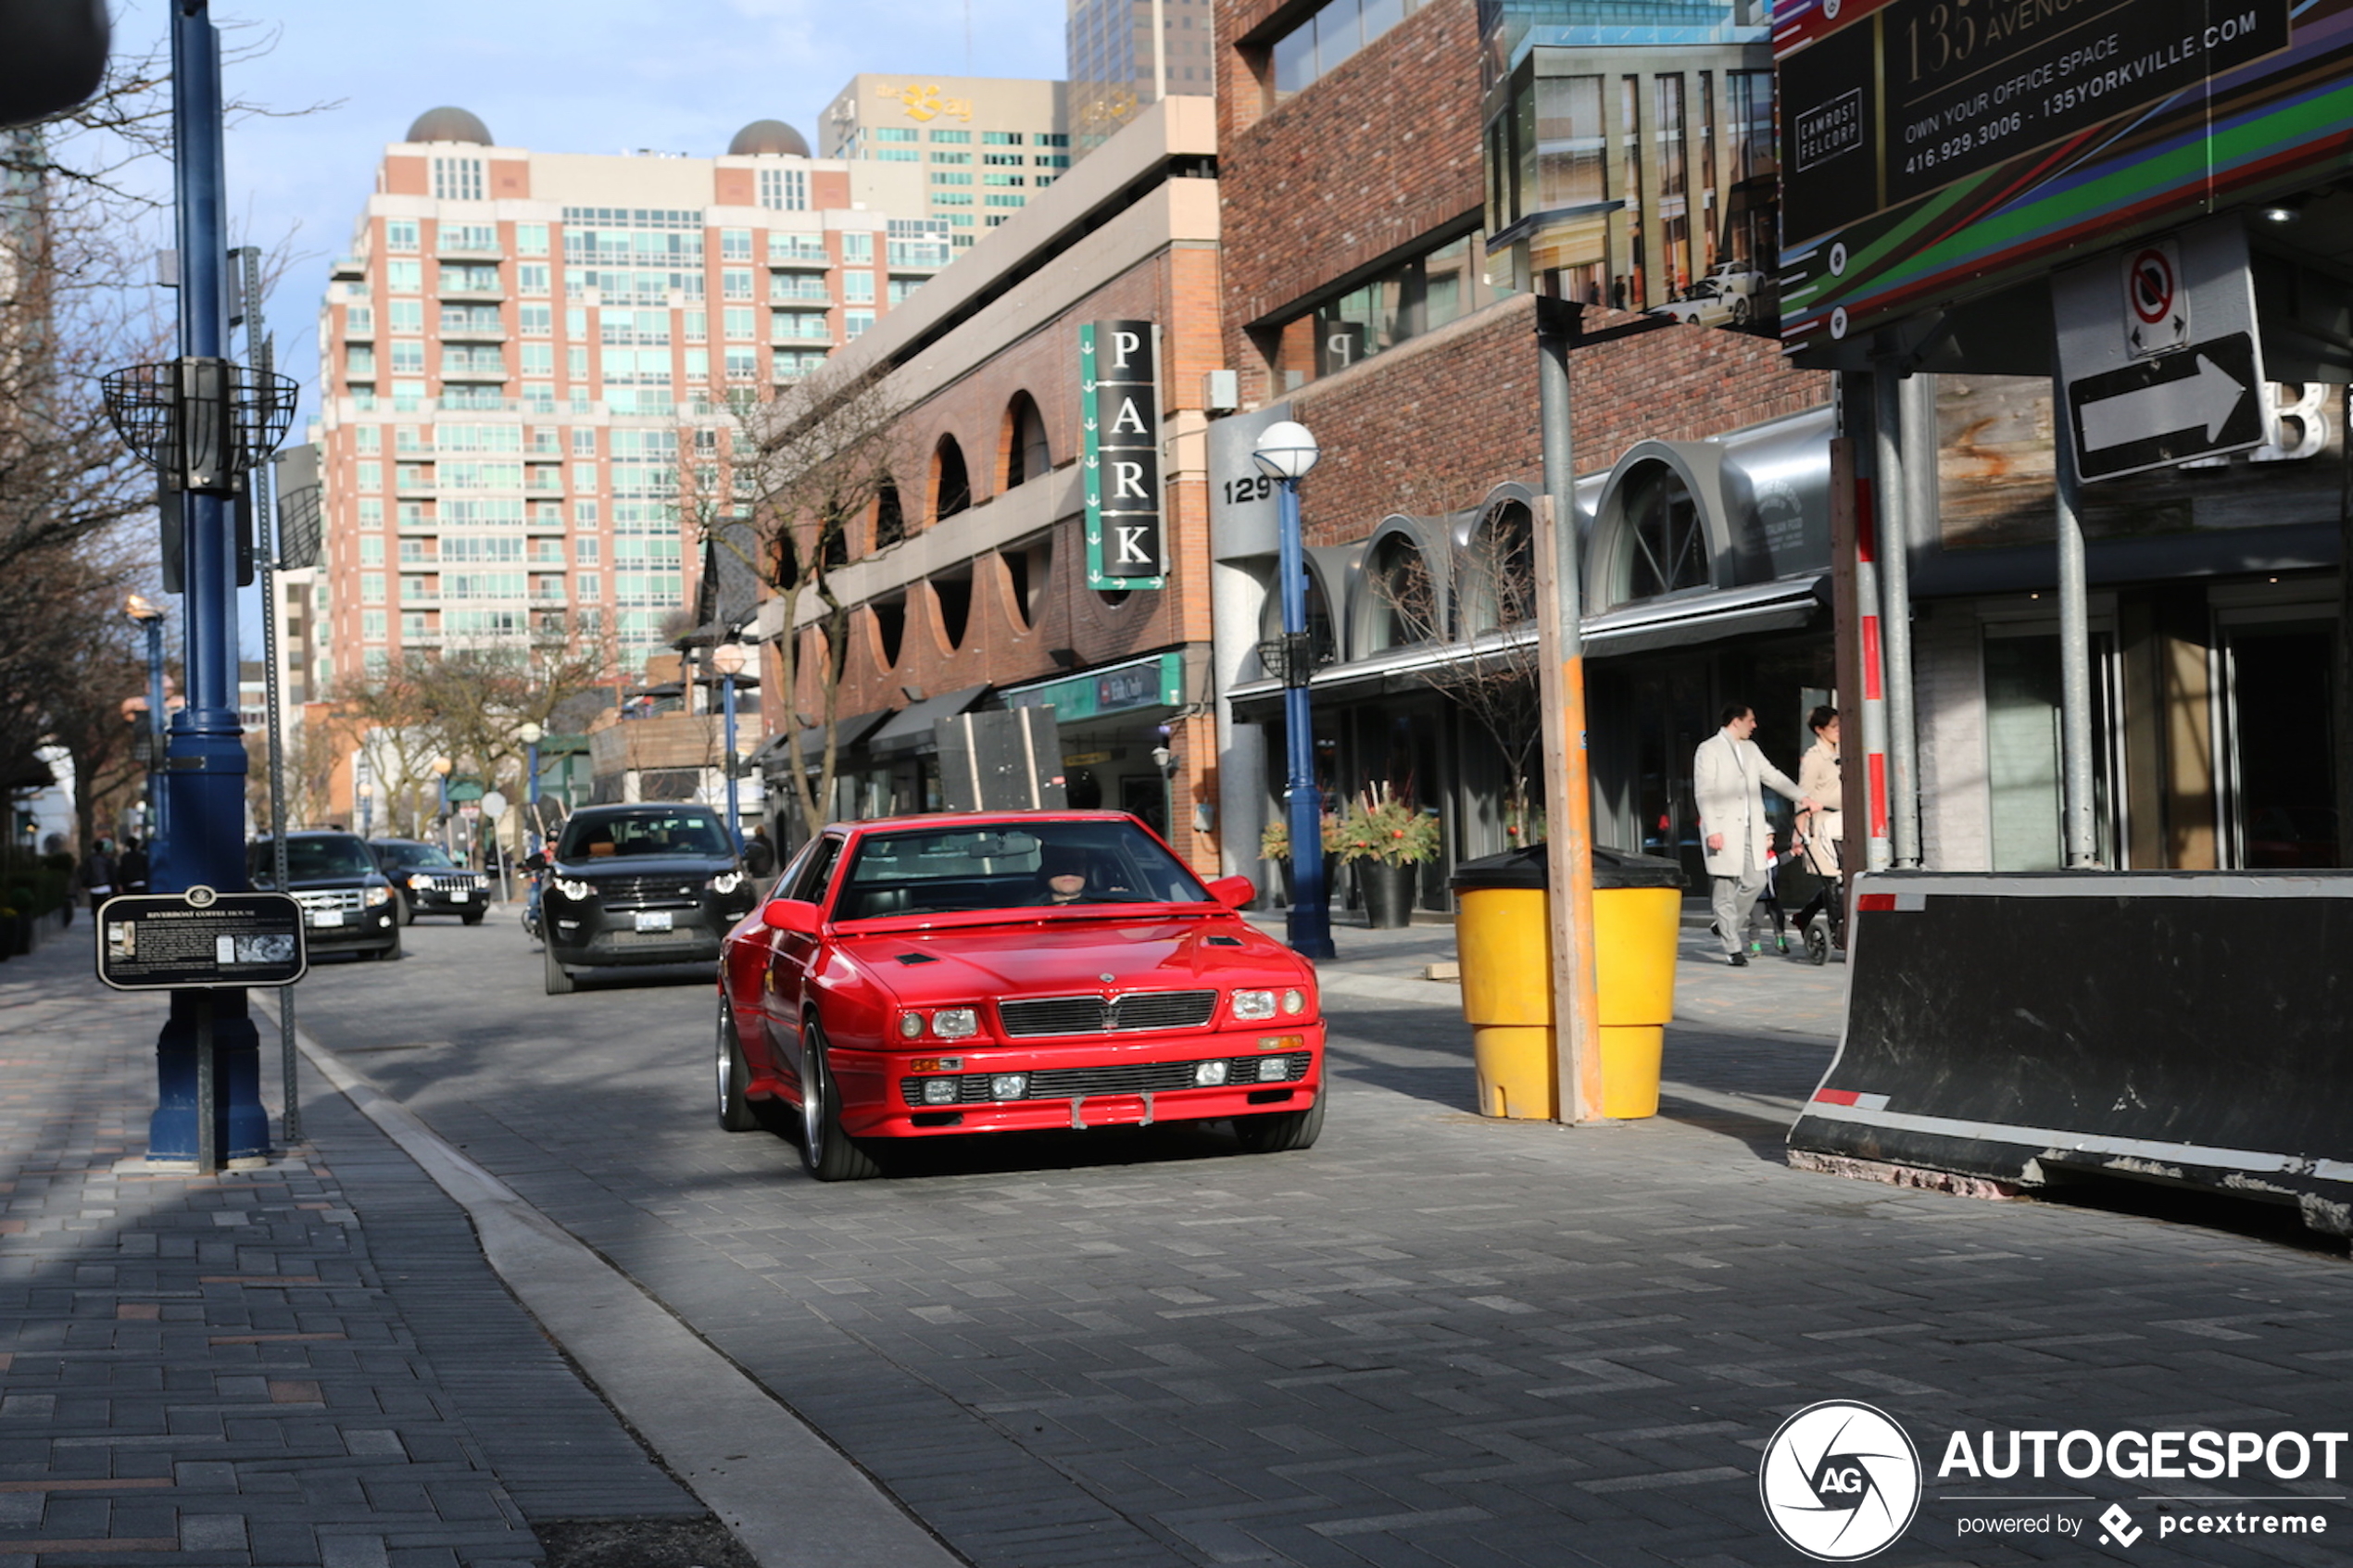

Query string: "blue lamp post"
[[1252, 420, 1334, 961], [517, 721, 543, 853], [712, 645, 744, 845]]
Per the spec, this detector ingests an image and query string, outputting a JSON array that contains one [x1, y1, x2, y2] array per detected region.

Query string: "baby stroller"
[[1789, 823, 1845, 965]]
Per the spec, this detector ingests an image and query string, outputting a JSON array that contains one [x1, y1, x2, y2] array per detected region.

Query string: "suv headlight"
[[364, 885, 393, 907], [554, 877, 592, 900], [406, 873, 429, 889], [709, 871, 744, 895], [1231, 989, 1277, 1021]]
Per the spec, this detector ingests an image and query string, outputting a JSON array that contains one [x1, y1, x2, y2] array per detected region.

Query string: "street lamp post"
[[1252, 420, 1334, 960], [711, 646, 745, 845], [123, 595, 169, 847], [516, 721, 544, 855], [432, 757, 453, 857]]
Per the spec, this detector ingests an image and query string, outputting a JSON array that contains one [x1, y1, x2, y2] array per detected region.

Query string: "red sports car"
[[715, 811, 1327, 1180]]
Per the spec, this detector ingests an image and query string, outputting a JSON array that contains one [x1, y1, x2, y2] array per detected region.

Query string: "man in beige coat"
[[1693, 702, 1818, 966]]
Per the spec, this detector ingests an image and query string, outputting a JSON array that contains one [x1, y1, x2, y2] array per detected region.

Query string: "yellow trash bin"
[[1451, 846, 1688, 1120]]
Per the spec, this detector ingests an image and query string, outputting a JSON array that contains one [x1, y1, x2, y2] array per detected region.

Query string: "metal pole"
[[150, 0, 266, 1168], [195, 990, 216, 1176], [1874, 360, 1921, 868], [246, 261, 301, 1148], [721, 672, 740, 843], [2053, 380, 2099, 867], [1276, 477, 1335, 960], [1535, 299, 1604, 1123], [143, 617, 168, 843], [1841, 373, 1894, 872]]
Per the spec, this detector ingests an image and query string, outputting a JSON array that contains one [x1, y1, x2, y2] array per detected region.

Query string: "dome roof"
[[406, 107, 493, 146], [728, 119, 811, 157]]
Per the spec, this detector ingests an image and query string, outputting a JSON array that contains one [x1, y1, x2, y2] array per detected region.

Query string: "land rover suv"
[[528, 802, 754, 994]]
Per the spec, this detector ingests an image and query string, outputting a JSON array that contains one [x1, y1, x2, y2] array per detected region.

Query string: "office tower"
[[818, 75, 1069, 248], [1068, 0, 1215, 155]]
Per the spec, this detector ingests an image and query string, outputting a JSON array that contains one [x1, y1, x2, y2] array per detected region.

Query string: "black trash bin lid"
[[1449, 844, 1687, 892]]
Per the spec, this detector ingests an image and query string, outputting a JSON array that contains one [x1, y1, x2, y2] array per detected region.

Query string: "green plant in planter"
[[1337, 783, 1441, 865], [1259, 812, 1343, 860]]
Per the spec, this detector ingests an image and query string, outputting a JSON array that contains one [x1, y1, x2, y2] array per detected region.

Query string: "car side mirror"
[[522, 852, 547, 872], [1205, 874, 1255, 909], [761, 897, 820, 935]]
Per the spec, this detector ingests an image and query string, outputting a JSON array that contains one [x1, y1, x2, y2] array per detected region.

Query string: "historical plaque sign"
[[95, 887, 307, 991]]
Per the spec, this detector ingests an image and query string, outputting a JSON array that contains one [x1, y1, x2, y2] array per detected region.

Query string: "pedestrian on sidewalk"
[[1693, 703, 1818, 967], [1792, 705, 1843, 933], [79, 837, 118, 907], [119, 836, 152, 894]]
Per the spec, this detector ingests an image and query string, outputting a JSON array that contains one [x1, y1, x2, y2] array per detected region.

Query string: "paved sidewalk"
[[0, 935, 706, 1567]]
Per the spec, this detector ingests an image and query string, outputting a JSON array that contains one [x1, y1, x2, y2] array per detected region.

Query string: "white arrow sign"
[[2078, 351, 2246, 453]]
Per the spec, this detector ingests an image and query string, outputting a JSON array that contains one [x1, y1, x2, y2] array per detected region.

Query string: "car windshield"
[[834, 820, 1210, 920], [557, 808, 733, 861], [255, 837, 377, 883], [376, 843, 458, 870]]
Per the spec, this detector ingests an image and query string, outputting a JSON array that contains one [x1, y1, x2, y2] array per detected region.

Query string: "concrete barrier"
[[1787, 872, 2353, 1236]]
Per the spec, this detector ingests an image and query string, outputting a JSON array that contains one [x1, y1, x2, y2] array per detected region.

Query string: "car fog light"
[[922, 1078, 959, 1106], [1257, 1056, 1291, 1083], [1194, 1060, 1229, 1086], [1231, 989, 1276, 1020], [989, 1073, 1028, 1101], [365, 885, 393, 907], [1281, 988, 1307, 1015], [899, 1011, 925, 1039], [933, 1008, 978, 1039]]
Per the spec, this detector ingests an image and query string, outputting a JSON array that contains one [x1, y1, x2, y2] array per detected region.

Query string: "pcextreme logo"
[[1759, 1400, 1924, 1562]]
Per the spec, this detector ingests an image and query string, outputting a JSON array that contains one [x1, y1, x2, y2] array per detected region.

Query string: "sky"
[[93, 0, 1073, 652]]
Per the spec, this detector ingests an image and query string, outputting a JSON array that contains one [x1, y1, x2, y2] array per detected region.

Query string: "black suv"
[[249, 831, 401, 960], [369, 838, 490, 924], [529, 802, 755, 994]]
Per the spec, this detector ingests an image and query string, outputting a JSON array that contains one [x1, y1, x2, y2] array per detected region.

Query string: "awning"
[[750, 708, 890, 773], [865, 684, 993, 759], [1222, 576, 1826, 707]]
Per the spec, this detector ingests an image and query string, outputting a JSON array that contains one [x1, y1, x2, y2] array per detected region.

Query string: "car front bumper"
[[406, 884, 487, 915], [546, 904, 745, 967], [825, 1024, 1327, 1139], [300, 907, 400, 950]]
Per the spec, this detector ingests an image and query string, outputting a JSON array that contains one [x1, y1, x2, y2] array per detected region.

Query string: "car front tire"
[[460, 909, 484, 925], [1234, 1088, 1325, 1154], [716, 1003, 760, 1132], [798, 1019, 881, 1182], [544, 944, 575, 995]]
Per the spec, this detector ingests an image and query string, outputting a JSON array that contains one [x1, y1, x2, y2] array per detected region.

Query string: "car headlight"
[[1231, 989, 1277, 1021], [932, 1008, 978, 1039], [710, 871, 744, 895], [1281, 988, 1308, 1015], [899, 1011, 925, 1039], [554, 878, 591, 900], [406, 873, 428, 889], [364, 885, 393, 907]]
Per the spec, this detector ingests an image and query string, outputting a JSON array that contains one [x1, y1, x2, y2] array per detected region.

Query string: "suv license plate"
[[309, 910, 344, 928], [451, 889, 472, 901], [635, 911, 673, 932]]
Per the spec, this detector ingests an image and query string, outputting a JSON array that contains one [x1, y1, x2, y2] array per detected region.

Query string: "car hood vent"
[[894, 951, 939, 965], [1205, 935, 1243, 947]]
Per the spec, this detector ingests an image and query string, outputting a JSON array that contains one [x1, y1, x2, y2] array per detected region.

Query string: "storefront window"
[[1620, 463, 1708, 601]]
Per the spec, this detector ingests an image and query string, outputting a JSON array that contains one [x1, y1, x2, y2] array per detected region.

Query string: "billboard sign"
[[1775, 0, 2351, 351], [1080, 320, 1166, 590]]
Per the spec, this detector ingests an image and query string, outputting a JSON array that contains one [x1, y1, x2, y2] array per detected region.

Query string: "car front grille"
[[900, 1053, 1305, 1106], [294, 889, 365, 912], [997, 989, 1218, 1037], [419, 872, 481, 892], [596, 874, 701, 908]]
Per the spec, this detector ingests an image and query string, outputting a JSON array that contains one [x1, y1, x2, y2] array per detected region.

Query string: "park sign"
[[1774, 0, 2352, 353], [1080, 320, 1166, 590]]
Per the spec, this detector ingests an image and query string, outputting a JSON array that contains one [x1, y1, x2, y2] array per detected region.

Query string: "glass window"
[[721, 228, 752, 260], [930, 150, 972, 165], [386, 259, 422, 294], [932, 170, 973, 185], [723, 307, 756, 340], [929, 129, 972, 144], [845, 309, 875, 338], [981, 131, 1025, 145], [874, 127, 919, 142], [843, 271, 875, 304], [759, 169, 809, 211], [722, 268, 754, 300], [835, 820, 1208, 919], [1536, 75, 1606, 210], [385, 220, 420, 253], [431, 157, 484, 201], [516, 222, 549, 257], [842, 232, 874, 263]]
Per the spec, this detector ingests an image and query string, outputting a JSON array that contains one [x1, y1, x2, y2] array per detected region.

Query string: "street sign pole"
[[2052, 403, 2099, 869], [1872, 359, 1920, 869]]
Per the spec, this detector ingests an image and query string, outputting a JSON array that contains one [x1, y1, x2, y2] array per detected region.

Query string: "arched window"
[[1003, 532, 1051, 630], [874, 481, 906, 550], [1258, 562, 1338, 675], [870, 594, 906, 669], [1001, 393, 1051, 487], [1457, 501, 1536, 636], [1361, 533, 1434, 654], [1621, 463, 1709, 600], [931, 436, 971, 524], [931, 564, 973, 650]]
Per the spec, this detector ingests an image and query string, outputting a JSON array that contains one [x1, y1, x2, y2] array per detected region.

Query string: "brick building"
[[751, 98, 1229, 872], [1204, 0, 1836, 904]]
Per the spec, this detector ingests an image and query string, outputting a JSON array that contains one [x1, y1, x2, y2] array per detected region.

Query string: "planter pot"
[[1358, 860, 1417, 929]]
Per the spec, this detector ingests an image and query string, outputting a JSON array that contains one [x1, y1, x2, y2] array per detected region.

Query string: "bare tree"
[[1377, 503, 1547, 837], [719, 369, 913, 837]]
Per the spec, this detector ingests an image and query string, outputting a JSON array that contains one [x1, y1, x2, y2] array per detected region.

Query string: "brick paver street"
[[193, 904, 2352, 1568]]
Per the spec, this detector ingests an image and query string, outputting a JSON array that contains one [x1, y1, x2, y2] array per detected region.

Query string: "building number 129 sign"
[[1080, 320, 1165, 590]]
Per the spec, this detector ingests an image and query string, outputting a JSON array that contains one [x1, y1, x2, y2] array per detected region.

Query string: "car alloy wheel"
[[716, 1004, 760, 1132], [797, 1020, 880, 1182]]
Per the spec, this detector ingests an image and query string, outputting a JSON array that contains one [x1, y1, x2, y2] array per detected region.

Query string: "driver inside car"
[[1034, 847, 1093, 904]]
